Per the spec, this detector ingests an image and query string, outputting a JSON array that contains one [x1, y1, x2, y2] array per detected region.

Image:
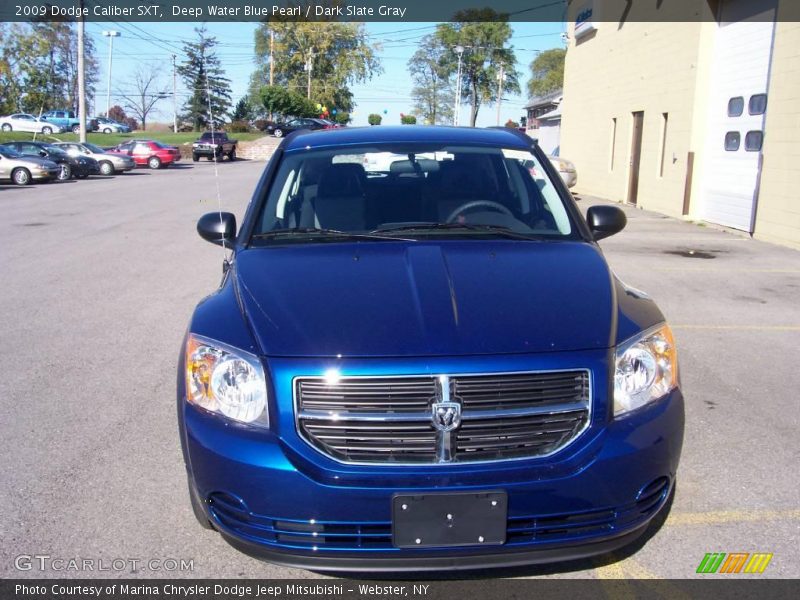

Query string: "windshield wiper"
[[252, 227, 414, 242], [371, 222, 543, 241]]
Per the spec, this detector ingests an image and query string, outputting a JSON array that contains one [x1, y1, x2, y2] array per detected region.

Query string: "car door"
[[15, 115, 38, 133]]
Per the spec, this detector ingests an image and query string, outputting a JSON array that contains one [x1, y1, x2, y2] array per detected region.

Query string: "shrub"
[[368, 113, 382, 126], [504, 119, 520, 129], [228, 120, 250, 133], [400, 114, 417, 125]]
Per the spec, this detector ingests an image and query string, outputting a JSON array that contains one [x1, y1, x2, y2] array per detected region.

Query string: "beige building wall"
[[753, 20, 800, 249], [560, 21, 706, 218]]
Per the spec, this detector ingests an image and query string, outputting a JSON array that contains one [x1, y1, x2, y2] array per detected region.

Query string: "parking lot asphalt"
[[0, 163, 798, 581]]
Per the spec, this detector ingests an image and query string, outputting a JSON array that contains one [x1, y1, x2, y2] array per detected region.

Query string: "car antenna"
[[203, 54, 230, 268]]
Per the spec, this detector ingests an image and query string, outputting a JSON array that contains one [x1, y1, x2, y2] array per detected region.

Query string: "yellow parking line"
[[666, 509, 800, 526], [672, 325, 800, 331]]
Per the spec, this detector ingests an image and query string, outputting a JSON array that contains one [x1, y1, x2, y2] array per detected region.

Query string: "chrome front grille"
[[295, 370, 591, 464]]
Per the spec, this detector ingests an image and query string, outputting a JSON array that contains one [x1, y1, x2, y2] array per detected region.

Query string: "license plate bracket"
[[392, 490, 507, 548]]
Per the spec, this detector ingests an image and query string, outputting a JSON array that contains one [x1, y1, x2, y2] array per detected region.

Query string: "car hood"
[[235, 241, 616, 358]]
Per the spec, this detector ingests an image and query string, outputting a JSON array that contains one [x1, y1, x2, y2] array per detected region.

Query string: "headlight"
[[184, 334, 268, 426], [613, 324, 678, 417]]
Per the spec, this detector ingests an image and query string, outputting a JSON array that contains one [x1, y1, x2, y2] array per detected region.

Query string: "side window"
[[724, 131, 740, 151], [727, 97, 744, 117], [748, 94, 767, 115], [744, 131, 763, 152], [134, 143, 150, 153]]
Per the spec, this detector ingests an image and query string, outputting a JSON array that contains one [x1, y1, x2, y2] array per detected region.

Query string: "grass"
[[0, 130, 266, 147]]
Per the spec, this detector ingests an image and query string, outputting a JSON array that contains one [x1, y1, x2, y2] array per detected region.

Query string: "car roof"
[[283, 126, 534, 152]]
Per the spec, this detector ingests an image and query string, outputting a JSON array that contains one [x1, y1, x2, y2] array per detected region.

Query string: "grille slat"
[[296, 370, 590, 464]]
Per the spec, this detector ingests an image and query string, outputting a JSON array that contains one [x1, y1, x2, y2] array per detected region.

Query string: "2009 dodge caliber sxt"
[[178, 126, 684, 572]]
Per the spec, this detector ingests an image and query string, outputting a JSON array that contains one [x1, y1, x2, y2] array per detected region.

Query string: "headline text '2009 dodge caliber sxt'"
[[178, 126, 684, 572]]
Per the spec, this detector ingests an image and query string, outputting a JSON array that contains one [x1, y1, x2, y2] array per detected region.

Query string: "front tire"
[[192, 154, 199, 162], [103, 127, 112, 134], [147, 156, 161, 169], [71, 124, 81, 134], [99, 161, 114, 176], [57, 164, 72, 181], [41, 126, 53, 135], [273, 128, 283, 138], [11, 168, 31, 186]]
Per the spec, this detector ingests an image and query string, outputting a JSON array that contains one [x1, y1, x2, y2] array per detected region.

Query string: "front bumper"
[[180, 352, 683, 571]]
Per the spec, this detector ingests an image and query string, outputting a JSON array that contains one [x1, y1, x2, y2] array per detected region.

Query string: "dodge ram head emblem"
[[432, 401, 461, 432]]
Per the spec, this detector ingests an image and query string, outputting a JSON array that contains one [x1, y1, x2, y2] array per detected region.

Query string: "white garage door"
[[700, 0, 776, 232]]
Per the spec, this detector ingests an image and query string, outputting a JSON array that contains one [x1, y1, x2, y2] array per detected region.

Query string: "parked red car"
[[108, 139, 181, 169]]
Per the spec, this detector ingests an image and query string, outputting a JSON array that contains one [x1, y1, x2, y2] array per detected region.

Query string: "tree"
[[118, 66, 165, 132], [333, 111, 350, 125], [178, 26, 232, 131], [108, 105, 138, 130], [259, 85, 316, 119], [368, 113, 382, 126], [527, 48, 566, 98], [230, 97, 254, 122], [435, 9, 520, 127], [250, 19, 381, 115], [0, 22, 98, 114], [408, 34, 454, 125]]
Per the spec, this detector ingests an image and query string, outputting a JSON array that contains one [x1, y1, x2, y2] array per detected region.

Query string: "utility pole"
[[496, 64, 506, 126], [102, 31, 119, 117], [269, 31, 275, 85], [304, 48, 314, 99], [172, 54, 178, 133], [453, 45, 464, 126], [77, 0, 87, 141]]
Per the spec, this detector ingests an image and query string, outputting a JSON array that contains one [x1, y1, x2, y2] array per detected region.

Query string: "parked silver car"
[[549, 148, 577, 189], [53, 141, 136, 175], [92, 117, 131, 134], [0, 146, 60, 185], [0, 113, 66, 135]]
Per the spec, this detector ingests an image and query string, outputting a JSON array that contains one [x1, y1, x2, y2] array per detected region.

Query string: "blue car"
[[178, 126, 684, 572]]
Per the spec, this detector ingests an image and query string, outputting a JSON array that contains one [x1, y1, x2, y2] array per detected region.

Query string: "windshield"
[[252, 143, 577, 244], [84, 143, 106, 154], [43, 145, 68, 157]]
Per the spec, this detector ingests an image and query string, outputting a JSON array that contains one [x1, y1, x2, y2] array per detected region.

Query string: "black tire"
[[147, 156, 161, 169], [99, 161, 114, 176], [207, 156, 214, 161], [192, 154, 199, 162], [11, 168, 31, 186], [41, 126, 53, 135], [1, 124, 11, 132], [71, 124, 81, 134], [187, 477, 214, 530], [103, 127, 112, 134], [273, 128, 283, 138], [228, 149, 236, 161], [57, 164, 72, 181]]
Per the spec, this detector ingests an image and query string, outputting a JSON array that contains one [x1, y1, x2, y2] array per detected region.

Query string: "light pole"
[[304, 48, 315, 100], [102, 30, 120, 118], [453, 45, 464, 126], [496, 64, 506, 126]]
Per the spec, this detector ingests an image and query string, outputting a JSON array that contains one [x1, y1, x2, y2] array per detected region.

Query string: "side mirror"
[[39, 150, 47, 157], [197, 212, 236, 247], [586, 205, 627, 241]]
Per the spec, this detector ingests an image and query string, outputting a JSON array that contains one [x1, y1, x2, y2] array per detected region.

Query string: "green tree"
[[250, 17, 381, 115], [230, 97, 254, 122], [527, 48, 566, 98], [408, 34, 454, 125], [178, 26, 232, 131], [0, 22, 98, 114], [259, 85, 317, 119], [333, 111, 350, 125], [435, 9, 520, 127], [368, 113, 382, 126]]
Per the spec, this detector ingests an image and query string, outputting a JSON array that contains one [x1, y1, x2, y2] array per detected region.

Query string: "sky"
[[86, 20, 566, 128]]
